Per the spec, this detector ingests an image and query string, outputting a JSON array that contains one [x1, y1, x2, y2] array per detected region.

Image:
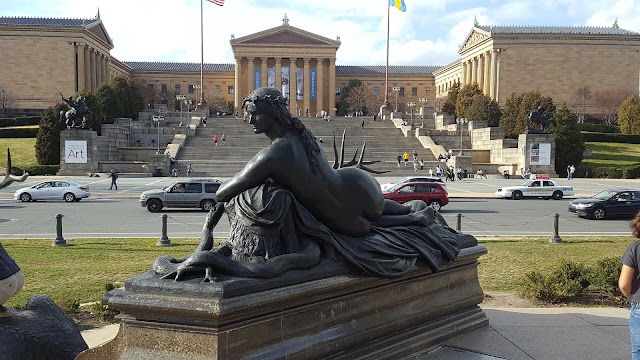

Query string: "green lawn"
[[580, 142, 640, 170], [1, 236, 634, 309], [0, 137, 38, 169]]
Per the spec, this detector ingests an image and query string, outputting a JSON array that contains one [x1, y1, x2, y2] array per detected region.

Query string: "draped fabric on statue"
[[232, 182, 472, 279]]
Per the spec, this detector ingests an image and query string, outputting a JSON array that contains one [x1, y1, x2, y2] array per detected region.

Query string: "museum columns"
[[329, 58, 336, 116], [317, 58, 324, 115], [247, 57, 255, 93], [275, 58, 282, 96], [76, 43, 86, 92], [234, 57, 241, 108], [84, 45, 91, 92], [471, 57, 477, 84], [303, 58, 311, 116], [490, 49, 498, 100], [477, 55, 484, 92], [97, 53, 103, 85], [289, 59, 297, 114], [483, 51, 491, 96], [261, 57, 268, 87], [466, 60, 472, 85], [90, 48, 96, 91]]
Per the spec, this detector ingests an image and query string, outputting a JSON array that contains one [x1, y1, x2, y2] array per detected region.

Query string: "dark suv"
[[139, 179, 221, 212]]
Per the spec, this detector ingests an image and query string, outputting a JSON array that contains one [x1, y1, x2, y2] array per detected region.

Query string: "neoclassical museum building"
[[1, 13, 639, 117]]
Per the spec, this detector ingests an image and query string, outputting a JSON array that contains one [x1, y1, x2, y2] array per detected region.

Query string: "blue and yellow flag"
[[389, 0, 406, 12]]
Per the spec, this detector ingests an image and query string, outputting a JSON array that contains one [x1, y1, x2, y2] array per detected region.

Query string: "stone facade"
[[1, 16, 639, 120]]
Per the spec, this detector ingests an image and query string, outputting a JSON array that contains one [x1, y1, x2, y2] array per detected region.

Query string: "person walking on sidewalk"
[[108, 169, 118, 190], [619, 211, 640, 360], [213, 135, 218, 146], [186, 164, 192, 177], [403, 152, 409, 166]]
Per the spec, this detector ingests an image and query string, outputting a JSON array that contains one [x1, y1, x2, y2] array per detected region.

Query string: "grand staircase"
[[175, 116, 438, 177]]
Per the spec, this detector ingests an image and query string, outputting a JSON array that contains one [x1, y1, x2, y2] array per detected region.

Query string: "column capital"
[[303, 58, 311, 63], [329, 58, 336, 64], [234, 56, 242, 62], [274, 57, 282, 62], [261, 56, 268, 61], [247, 57, 255, 61]]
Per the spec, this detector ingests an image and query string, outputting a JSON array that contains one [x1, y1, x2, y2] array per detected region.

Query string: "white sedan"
[[14, 180, 90, 202], [495, 179, 574, 200]]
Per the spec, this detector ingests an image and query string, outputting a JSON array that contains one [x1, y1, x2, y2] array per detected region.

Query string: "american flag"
[[206, 0, 224, 6]]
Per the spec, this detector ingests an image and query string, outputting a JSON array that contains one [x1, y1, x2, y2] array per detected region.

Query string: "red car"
[[382, 182, 449, 211]]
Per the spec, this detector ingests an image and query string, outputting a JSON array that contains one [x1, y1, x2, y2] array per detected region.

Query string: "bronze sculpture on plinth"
[[154, 88, 475, 281]]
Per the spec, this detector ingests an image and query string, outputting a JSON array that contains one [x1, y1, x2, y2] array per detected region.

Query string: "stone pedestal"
[[57, 129, 99, 175], [78, 245, 487, 360]]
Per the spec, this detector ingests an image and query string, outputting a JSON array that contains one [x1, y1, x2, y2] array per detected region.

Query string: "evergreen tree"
[[336, 79, 363, 116], [455, 83, 483, 119], [442, 81, 460, 117], [467, 95, 501, 126], [618, 95, 640, 134], [35, 103, 66, 165], [549, 103, 584, 175], [499, 93, 522, 138], [499, 91, 555, 138]]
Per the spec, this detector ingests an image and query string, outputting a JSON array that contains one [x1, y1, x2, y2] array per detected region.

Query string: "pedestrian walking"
[[419, 159, 424, 171], [403, 152, 409, 166], [619, 211, 640, 360], [222, 134, 226, 145], [396, 154, 402, 167], [361, 119, 365, 128], [413, 158, 418, 172], [413, 150, 418, 160], [186, 164, 192, 177], [108, 169, 118, 190], [213, 135, 218, 146]]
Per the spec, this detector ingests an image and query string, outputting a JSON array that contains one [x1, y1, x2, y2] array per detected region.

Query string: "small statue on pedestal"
[[59, 94, 90, 129]]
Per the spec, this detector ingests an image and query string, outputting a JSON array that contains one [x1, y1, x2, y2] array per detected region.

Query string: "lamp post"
[[406, 101, 415, 127], [176, 95, 186, 125], [419, 97, 428, 127], [152, 115, 164, 154], [458, 118, 467, 156], [392, 87, 401, 112]]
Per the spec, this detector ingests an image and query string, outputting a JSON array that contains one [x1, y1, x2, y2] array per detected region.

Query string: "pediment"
[[232, 25, 340, 47], [458, 28, 490, 54], [86, 20, 113, 49]]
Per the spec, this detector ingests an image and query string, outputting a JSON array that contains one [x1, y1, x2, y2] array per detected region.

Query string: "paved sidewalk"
[[81, 306, 632, 359]]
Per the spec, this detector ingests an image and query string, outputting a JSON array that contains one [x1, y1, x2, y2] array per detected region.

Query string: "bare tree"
[[346, 85, 368, 115], [0, 85, 15, 117], [432, 97, 445, 112], [593, 88, 632, 125], [573, 86, 592, 123]]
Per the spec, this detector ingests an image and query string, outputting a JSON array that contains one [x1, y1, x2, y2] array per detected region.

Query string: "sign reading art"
[[65, 140, 87, 163], [530, 143, 551, 166], [310, 68, 317, 100]]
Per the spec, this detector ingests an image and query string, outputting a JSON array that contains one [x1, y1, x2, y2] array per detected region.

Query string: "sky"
[[1, 0, 639, 67]]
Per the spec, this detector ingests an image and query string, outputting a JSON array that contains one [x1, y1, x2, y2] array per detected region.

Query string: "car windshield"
[[592, 190, 619, 200], [519, 180, 534, 187]]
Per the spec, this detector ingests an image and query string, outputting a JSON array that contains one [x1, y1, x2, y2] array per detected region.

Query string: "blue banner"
[[254, 68, 261, 90], [310, 68, 317, 100]]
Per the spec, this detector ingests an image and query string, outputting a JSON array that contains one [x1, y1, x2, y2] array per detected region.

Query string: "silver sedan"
[[13, 180, 90, 202]]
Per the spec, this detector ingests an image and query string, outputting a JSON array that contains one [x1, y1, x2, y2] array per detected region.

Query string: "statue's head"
[[242, 88, 291, 126]]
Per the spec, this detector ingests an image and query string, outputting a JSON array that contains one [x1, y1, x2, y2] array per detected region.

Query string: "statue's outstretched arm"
[[216, 149, 275, 202]]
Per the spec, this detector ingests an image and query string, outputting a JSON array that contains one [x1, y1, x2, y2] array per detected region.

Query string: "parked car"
[[13, 180, 90, 202], [382, 182, 449, 211], [139, 179, 221, 212], [568, 189, 640, 220], [495, 179, 574, 200], [380, 176, 447, 192]]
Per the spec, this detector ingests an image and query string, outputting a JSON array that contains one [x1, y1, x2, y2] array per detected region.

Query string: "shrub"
[[589, 257, 623, 297], [588, 167, 623, 179], [57, 298, 80, 314], [581, 131, 640, 144], [91, 302, 113, 322], [0, 127, 38, 138], [576, 123, 620, 133], [10, 165, 59, 176], [519, 260, 589, 303]]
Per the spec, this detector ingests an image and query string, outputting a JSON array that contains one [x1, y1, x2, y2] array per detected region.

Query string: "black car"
[[568, 189, 640, 220]]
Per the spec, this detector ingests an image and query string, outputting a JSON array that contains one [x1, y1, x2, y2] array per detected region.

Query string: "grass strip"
[[2, 236, 634, 309]]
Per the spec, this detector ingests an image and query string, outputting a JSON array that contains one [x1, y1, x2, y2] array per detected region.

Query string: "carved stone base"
[[78, 245, 487, 360]]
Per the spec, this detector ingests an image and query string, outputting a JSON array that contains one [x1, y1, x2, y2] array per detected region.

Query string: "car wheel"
[[147, 199, 162, 213], [428, 200, 441, 212], [593, 207, 606, 220], [64, 193, 76, 202], [511, 191, 523, 200], [20, 193, 31, 202], [201, 199, 215, 211], [552, 191, 563, 200]]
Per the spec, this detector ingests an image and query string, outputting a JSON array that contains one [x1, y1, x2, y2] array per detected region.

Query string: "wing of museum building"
[[2, 14, 639, 117]]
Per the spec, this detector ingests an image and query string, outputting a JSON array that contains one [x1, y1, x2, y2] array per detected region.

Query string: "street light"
[[419, 97, 428, 127], [392, 87, 401, 112], [152, 115, 164, 154], [458, 118, 467, 156], [406, 101, 416, 127], [176, 95, 186, 125]]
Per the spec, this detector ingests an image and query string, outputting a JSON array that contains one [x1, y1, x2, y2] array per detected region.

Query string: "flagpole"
[[380, 2, 391, 118], [197, 0, 206, 107]]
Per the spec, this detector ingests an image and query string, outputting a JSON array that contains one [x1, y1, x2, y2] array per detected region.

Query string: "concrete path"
[[81, 306, 632, 359]]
